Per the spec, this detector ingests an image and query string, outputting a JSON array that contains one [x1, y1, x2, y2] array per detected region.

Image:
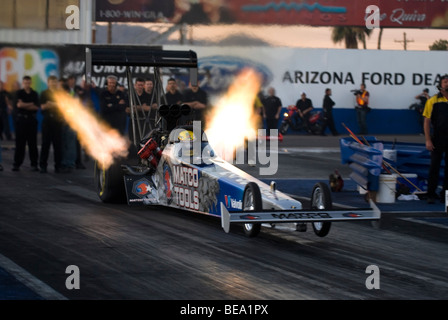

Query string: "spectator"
[[145, 78, 159, 129], [100, 75, 127, 135], [0, 80, 12, 141], [321, 88, 339, 136], [60, 75, 82, 172], [165, 78, 183, 105], [422, 74, 448, 204], [127, 77, 152, 143], [182, 82, 209, 127], [414, 88, 430, 133], [355, 83, 370, 135], [39, 75, 64, 173], [295, 92, 314, 133], [12, 76, 40, 172], [262, 87, 282, 137], [0, 139, 2, 171]]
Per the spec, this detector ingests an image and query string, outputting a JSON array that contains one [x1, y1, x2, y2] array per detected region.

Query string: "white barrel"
[[376, 174, 397, 203], [445, 190, 448, 213]]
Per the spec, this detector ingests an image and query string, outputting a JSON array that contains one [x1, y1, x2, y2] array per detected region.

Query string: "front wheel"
[[242, 182, 262, 237], [310, 182, 332, 237]]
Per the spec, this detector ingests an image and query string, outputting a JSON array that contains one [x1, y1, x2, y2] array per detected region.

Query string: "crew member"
[[127, 77, 152, 143], [182, 82, 208, 128], [39, 75, 64, 173], [321, 88, 338, 136], [12, 76, 40, 172], [295, 92, 313, 132], [100, 75, 127, 135], [262, 87, 282, 137], [422, 74, 448, 204], [355, 83, 370, 135], [145, 78, 159, 129], [165, 78, 183, 105]]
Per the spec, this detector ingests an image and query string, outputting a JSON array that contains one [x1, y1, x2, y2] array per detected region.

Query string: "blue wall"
[[279, 108, 423, 135], [6, 107, 423, 135]]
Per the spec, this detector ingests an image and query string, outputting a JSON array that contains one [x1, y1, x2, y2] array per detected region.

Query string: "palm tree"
[[331, 27, 373, 49], [429, 39, 448, 50]]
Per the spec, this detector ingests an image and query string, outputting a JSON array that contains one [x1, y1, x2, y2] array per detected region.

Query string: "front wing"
[[221, 200, 381, 233]]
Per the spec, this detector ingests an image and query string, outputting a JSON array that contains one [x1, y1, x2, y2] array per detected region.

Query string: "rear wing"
[[85, 46, 198, 85]]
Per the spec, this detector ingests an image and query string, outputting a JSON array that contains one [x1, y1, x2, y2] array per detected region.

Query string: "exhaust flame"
[[53, 91, 129, 169], [205, 68, 262, 161]]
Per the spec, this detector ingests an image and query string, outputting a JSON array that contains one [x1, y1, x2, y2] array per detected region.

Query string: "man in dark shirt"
[[165, 78, 183, 105], [182, 83, 208, 127], [127, 77, 153, 143], [12, 76, 40, 171], [295, 92, 314, 132], [423, 74, 448, 203], [321, 88, 339, 136], [262, 87, 282, 136], [0, 80, 12, 140], [39, 75, 64, 173], [100, 75, 127, 135], [145, 78, 159, 129]]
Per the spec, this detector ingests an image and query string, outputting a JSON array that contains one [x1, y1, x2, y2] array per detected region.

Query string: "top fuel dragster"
[[87, 46, 380, 238]]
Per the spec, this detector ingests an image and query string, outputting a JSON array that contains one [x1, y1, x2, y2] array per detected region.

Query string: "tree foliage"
[[331, 27, 373, 49], [429, 39, 448, 51]]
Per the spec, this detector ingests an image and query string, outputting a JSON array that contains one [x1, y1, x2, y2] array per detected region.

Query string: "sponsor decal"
[[198, 56, 273, 95], [224, 195, 243, 210], [172, 164, 200, 211], [239, 214, 260, 220], [163, 163, 173, 204], [271, 212, 331, 220], [343, 212, 364, 218], [132, 178, 152, 198]]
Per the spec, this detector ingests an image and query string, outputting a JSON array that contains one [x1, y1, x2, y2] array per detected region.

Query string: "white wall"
[[167, 45, 448, 110]]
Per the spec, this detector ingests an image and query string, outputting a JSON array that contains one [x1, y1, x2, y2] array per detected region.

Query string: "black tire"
[[310, 182, 332, 237], [93, 143, 139, 204], [280, 122, 289, 135], [242, 182, 262, 237], [311, 123, 323, 135], [94, 160, 127, 203]]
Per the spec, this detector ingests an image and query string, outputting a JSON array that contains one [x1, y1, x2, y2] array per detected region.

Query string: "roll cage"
[[85, 45, 198, 146]]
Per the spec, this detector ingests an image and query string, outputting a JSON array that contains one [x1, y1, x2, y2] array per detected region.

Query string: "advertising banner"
[[0, 44, 162, 93], [95, 0, 448, 28], [227, 0, 448, 28], [167, 45, 446, 111]]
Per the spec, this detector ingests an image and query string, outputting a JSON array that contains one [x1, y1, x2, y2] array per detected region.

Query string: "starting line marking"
[[0, 253, 67, 300]]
